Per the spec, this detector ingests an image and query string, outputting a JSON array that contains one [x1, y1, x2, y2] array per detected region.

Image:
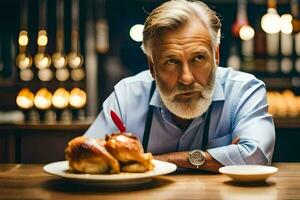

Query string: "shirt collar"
[[150, 89, 164, 108], [212, 76, 225, 101], [149, 70, 225, 108]]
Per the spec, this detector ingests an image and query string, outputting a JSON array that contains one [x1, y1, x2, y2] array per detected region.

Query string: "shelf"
[[273, 117, 300, 129], [0, 117, 94, 132], [261, 77, 294, 89], [0, 116, 299, 130]]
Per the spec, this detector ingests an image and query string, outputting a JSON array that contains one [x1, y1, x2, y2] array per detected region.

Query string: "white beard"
[[156, 66, 216, 119]]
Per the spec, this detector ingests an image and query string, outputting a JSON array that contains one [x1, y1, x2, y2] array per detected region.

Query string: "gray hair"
[[141, 0, 221, 57]]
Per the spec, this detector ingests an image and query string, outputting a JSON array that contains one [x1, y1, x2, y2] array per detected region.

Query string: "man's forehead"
[[155, 36, 212, 47], [152, 18, 212, 47]]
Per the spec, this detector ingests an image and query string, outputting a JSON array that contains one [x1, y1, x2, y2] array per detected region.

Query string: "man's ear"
[[215, 45, 220, 65], [148, 57, 155, 79]]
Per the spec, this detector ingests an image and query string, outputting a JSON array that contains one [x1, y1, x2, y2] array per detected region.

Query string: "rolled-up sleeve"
[[208, 78, 275, 166]]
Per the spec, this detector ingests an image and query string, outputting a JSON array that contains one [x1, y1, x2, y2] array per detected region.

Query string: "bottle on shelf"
[[291, 0, 300, 75], [227, 43, 241, 71], [266, 29, 280, 74], [280, 14, 293, 75], [0, 39, 3, 80], [254, 19, 267, 73]]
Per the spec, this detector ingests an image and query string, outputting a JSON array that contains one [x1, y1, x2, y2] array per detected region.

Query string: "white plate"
[[219, 165, 278, 182], [43, 160, 177, 186]]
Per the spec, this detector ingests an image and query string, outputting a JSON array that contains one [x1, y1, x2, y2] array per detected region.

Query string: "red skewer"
[[110, 110, 126, 133]]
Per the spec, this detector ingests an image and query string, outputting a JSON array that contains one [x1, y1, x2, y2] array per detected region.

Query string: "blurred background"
[[0, 0, 299, 164]]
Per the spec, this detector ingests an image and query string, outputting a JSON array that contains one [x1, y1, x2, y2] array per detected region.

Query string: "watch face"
[[189, 149, 205, 166]]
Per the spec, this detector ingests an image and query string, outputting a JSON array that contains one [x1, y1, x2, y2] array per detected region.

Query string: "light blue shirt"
[[84, 67, 275, 166]]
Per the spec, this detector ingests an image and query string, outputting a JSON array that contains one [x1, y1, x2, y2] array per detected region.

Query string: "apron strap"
[[201, 104, 213, 150], [142, 81, 156, 152]]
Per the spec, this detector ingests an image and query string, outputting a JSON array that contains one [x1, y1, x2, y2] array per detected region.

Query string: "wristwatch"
[[188, 149, 206, 168]]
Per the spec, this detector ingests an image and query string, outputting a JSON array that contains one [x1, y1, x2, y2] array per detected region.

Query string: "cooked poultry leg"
[[65, 136, 120, 174], [105, 133, 154, 172]]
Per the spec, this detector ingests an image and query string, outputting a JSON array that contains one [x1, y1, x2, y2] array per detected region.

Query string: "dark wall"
[[0, 0, 293, 111]]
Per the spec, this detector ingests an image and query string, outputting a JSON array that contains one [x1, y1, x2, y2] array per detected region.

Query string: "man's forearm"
[[154, 151, 223, 172]]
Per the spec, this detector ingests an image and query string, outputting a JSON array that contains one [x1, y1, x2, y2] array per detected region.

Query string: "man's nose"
[[179, 63, 194, 85]]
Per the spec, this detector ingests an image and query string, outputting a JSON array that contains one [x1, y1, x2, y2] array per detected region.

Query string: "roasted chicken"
[[65, 136, 120, 174], [105, 133, 154, 172]]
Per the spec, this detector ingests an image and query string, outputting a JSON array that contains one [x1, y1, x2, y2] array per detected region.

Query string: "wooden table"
[[0, 163, 299, 200]]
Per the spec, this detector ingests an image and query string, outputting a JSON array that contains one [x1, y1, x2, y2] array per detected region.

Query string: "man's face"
[[149, 17, 219, 119]]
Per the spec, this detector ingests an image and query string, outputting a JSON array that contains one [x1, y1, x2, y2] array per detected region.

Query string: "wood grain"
[[0, 163, 299, 200]]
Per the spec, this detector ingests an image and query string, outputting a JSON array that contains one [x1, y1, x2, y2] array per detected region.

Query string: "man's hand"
[[232, 137, 240, 144], [154, 151, 222, 172], [154, 152, 192, 168], [153, 137, 240, 172], [153, 154, 171, 163]]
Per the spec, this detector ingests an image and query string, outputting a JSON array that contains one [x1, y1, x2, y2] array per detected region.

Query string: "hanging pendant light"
[[34, 88, 52, 110], [68, 0, 84, 69], [280, 14, 293, 34], [69, 87, 87, 120], [261, 0, 281, 34], [34, 0, 51, 73], [16, 88, 34, 110], [16, 0, 33, 82], [16, 31, 32, 70], [69, 88, 87, 109], [16, 88, 37, 122], [52, 0, 68, 70], [232, 0, 254, 40], [52, 88, 70, 109], [291, 0, 300, 33]]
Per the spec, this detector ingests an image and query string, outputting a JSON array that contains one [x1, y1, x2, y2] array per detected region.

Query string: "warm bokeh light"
[[19, 69, 33, 81], [18, 31, 29, 46], [55, 68, 70, 81], [34, 88, 52, 110], [261, 8, 281, 34], [71, 68, 85, 81], [38, 68, 53, 82], [37, 30, 48, 46], [71, 57, 81, 67], [34, 53, 51, 69], [129, 24, 144, 42], [52, 88, 70, 109], [69, 88, 87, 109], [16, 53, 32, 70], [16, 88, 34, 109], [280, 14, 293, 34], [52, 53, 67, 69], [68, 52, 84, 69], [239, 25, 255, 40], [96, 19, 109, 53]]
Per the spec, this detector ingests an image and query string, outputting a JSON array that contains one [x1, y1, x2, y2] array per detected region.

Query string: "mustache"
[[172, 68, 215, 96], [172, 83, 204, 95]]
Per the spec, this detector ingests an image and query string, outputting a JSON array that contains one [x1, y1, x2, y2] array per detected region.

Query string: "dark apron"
[[142, 81, 212, 152]]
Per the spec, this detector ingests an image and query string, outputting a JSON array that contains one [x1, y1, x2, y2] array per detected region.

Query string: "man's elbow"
[[238, 143, 273, 165]]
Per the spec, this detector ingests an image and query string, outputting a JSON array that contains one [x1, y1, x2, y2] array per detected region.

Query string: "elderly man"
[[84, 0, 275, 172]]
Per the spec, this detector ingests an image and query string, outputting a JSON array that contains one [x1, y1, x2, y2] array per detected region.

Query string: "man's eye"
[[165, 59, 177, 65], [194, 55, 205, 61]]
